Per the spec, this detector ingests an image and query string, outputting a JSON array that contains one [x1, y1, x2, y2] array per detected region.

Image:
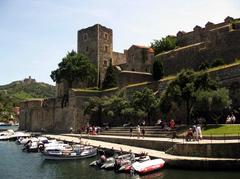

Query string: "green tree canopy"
[[84, 96, 108, 126], [130, 88, 159, 125], [102, 59, 117, 89], [193, 88, 230, 124], [50, 50, 97, 88], [152, 59, 164, 80], [151, 35, 177, 55], [163, 69, 219, 124]]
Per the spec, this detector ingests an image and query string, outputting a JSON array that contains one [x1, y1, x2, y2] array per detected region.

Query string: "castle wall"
[[98, 25, 113, 83], [176, 17, 239, 47], [112, 51, 126, 66], [116, 70, 153, 87], [125, 45, 154, 73], [77, 25, 98, 65], [157, 26, 240, 76], [19, 64, 240, 132]]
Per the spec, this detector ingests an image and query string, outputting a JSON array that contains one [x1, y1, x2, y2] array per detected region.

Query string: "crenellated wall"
[[157, 17, 240, 76]]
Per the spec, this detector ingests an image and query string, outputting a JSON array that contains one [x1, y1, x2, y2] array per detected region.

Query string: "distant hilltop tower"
[[23, 76, 36, 84], [77, 24, 113, 87]]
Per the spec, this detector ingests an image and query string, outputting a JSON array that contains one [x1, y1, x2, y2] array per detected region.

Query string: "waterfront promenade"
[[44, 134, 240, 169]]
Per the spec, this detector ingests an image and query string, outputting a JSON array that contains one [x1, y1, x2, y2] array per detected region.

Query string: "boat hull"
[[43, 149, 97, 160], [132, 159, 165, 175]]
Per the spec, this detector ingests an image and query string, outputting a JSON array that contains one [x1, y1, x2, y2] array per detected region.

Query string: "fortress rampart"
[[156, 17, 240, 76], [19, 63, 240, 132]]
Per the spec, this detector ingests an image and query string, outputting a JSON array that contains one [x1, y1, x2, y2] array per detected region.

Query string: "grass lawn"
[[202, 125, 240, 136]]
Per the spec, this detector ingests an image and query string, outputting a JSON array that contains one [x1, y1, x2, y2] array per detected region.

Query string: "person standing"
[[136, 125, 141, 139], [141, 127, 145, 138], [231, 113, 236, 124], [196, 125, 202, 141], [129, 127, 133, 137], [170, 119, 175, 129]]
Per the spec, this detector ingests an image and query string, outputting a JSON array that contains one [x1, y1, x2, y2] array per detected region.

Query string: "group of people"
[[185, 124, 202, 141], [225, 113, 236, 124], [155, 119, 175, 130]]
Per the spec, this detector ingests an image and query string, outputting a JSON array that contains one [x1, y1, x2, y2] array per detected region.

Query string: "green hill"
[[0, 80, 55, 121]]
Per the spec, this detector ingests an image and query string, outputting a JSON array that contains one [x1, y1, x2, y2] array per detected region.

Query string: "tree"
[[50, 50, 97, 88], [151, 35, 177, 55], [130, 88, 159, 125], [84, 96, 108, 126], [194, 88, 230, 124], [102, 59, 117, 89], [152, 59, 164, 80], [164, 69, 218, 124], [103, 95, 131, 126]]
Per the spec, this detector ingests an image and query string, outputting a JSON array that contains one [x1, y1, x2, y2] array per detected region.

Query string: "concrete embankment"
[[44, 134, 240, 170]]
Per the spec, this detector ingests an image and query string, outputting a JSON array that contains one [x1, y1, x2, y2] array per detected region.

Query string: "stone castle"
[[157, 16, 240, 75], [19, 17, 240, 132], [77, 24, 154, 87]]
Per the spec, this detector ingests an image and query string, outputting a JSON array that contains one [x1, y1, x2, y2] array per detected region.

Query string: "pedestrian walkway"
[[68, 133, 240, 144], [44, 134, 240, 165]]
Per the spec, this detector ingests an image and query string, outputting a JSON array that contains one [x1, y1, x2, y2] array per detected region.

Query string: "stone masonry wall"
[[112, 51, 126, 66], [157, 26, 240, 76], [116, 71, 153, 87], [77, 24, 98, 65], [19, 65, 240, 132], [167, 143, 240, 158]]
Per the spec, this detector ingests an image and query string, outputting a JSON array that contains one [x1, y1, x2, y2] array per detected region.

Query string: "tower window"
[[104, 45, 108, 52], [83, 33, 88, 40], [103, 60, 108, 67], [104, 33, 108, 40]]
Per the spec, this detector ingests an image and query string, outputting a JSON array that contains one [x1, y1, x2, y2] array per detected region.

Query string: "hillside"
[[0, 80, 55, 110], [0, 81, 55, 99]]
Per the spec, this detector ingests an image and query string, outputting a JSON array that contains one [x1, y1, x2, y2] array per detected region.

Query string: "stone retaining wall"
[[166, 143, 240, 158]]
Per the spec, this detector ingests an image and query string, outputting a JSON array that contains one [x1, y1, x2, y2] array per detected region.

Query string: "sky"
[[0, 0, 239, 85]]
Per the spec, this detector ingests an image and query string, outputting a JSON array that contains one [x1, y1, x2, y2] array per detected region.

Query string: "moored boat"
[[118, 155, 151, 172], [131, 159, 165, 175], [0, 130, 30, 141], [42, 145, 97, 160]]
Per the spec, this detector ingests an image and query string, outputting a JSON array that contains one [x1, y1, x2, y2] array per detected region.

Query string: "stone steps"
[[101, 130, 173, 134], [99, 126, 177, 137]]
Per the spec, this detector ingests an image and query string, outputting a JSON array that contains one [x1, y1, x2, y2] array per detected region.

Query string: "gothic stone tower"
[[77, 24, 113, 87]]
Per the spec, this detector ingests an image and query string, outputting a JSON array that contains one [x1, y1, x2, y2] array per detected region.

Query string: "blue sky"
[[0, 0, 239, 85]]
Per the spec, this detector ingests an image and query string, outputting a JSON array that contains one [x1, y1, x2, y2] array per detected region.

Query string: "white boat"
[[0, 130, 30, 141], [42, 145, 97, 160], [131, 159, 165, 175], [118, 155, 151, 172], [0, 122, 11, 126]]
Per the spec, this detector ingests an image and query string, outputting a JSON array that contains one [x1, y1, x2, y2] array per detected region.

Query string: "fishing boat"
[[42, 145, 97, 160], [131, 159, 165, 175]]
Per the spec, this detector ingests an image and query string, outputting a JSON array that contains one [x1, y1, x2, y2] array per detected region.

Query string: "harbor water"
[[0, 127, 240, 179], [1, 142, 240, 179]]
